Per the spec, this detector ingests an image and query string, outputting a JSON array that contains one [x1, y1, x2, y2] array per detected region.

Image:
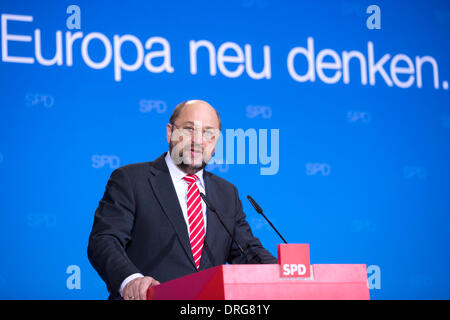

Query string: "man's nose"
[[193, 128, 203, 144]]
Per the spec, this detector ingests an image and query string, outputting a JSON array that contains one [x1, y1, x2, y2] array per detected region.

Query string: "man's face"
[[166, 101, 221, 174]]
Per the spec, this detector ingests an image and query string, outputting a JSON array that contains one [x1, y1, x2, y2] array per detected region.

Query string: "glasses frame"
[[170, 122, 220, 142]]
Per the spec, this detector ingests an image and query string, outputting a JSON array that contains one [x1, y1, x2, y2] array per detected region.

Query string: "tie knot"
[[183, 175, 198, 184]]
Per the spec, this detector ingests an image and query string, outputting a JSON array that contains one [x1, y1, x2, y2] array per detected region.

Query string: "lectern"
[[147, 244, 370, 300]]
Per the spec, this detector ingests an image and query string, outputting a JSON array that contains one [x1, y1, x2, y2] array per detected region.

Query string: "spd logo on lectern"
[[282, 263, 308, 276]]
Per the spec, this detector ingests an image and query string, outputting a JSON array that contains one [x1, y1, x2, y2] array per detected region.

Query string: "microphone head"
[[247, 195, 263, 214]]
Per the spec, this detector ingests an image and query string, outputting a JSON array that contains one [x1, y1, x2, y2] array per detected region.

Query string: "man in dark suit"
[[87, 100, 277, 300]]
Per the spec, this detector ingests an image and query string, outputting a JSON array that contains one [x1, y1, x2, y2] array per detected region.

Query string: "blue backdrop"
[[1, 0, 449, 299]]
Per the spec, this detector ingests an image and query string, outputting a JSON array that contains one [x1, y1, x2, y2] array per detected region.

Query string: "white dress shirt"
[[164, 152, 207, 232], [119, 152, 207, 297]]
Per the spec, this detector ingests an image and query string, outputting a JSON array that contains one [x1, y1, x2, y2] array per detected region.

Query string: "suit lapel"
[[200, 171, 223, 269], [147, 154, 197, 270]]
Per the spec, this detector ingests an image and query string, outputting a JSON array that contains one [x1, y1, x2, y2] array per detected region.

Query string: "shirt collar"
[[164, 152, 204, 187]]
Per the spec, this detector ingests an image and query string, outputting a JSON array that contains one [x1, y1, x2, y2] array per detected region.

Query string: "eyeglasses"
[[170, 122, 220, 141]]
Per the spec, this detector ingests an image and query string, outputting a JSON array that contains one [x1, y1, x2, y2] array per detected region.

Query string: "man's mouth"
[[188, 147, 203, 157], [191, 149, 202, 155], [190, 147, 202, 153]]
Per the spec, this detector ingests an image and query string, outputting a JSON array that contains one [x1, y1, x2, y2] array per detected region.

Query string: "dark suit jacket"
[[87, 153, 277, 299]]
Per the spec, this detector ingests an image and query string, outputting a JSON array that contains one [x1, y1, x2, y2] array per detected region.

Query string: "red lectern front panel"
[[147, 264, 370, 300]]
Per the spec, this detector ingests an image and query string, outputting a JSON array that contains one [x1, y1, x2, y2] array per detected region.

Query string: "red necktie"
[[183, 175, 205, 269]]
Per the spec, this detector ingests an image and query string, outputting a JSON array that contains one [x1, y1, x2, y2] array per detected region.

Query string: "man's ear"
[[166, 123, 172, 144]]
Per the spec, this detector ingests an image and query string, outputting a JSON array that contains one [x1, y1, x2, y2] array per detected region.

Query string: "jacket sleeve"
[[87, 167, 141, 294], [227, 186, 278, 264]]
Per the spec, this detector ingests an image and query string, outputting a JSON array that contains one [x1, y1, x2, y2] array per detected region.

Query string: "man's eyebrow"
[[177, 121, 194, 126], [178, 121, 217, 129]]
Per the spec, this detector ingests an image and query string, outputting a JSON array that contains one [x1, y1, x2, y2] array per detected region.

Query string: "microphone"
[[199, 192, 253, 263], [247, 195, 288, 244]]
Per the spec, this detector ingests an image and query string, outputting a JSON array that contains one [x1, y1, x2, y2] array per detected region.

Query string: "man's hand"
[[123, 276, 160, 300]]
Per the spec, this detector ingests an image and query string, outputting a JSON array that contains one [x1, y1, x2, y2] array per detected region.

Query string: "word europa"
[[1, 13, 446, 89], [180, 304, 270, 317]]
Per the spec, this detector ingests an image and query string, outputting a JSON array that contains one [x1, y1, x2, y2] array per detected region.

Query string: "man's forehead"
[[182, 101, 215, 113], [177, 103, 219, 121]]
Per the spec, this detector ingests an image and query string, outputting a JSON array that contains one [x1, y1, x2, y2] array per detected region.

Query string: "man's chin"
[[178, 161, 207, 175], [169, 147, 210, 173]]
